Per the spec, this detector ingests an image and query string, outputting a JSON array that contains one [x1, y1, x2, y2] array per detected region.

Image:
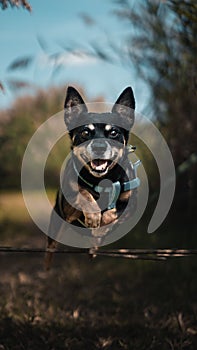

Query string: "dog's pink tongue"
[[91, 159, 108, 171]]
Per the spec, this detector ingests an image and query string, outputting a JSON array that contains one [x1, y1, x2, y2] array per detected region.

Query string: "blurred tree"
[[0, 87, 65, 189], [112, 0, 197, 233], [0, 114, 33, 189], [0, 86, 102, 190]]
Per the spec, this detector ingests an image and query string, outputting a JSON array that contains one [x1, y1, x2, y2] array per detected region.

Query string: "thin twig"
[[0, 247, 197, 261]]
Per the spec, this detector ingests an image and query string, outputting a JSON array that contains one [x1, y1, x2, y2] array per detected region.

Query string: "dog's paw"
[[92, 226, 110, 238], [84, 211, 101, 228], [101, 208, 118, 226]]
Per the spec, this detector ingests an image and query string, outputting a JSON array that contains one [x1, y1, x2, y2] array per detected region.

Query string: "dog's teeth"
[[96, 162, 107, 171], [91, 160, 108, 171]]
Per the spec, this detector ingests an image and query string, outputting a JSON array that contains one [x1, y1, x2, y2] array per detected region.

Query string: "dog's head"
[[64, 86, 135, 178]]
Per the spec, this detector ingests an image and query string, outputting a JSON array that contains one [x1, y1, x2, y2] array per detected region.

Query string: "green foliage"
[[1, 218, 197, 350], [0, 115, 33, 188], [0, 87, 67, 189], [114, 0, 197, 231]]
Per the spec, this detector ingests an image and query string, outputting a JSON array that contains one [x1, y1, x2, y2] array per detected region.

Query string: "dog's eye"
[[109, 129, 119, 138], [81, 129, 90, 138]]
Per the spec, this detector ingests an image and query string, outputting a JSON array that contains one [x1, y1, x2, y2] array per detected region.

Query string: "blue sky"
[[0, 0, 150, 112]]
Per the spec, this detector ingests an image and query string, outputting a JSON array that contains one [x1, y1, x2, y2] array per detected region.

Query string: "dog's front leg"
[[91, 208, 118, 240], [77, 188, 101, 228]]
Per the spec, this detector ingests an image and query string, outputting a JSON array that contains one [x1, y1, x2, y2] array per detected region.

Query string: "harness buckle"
[[95, 181, 121, 210]]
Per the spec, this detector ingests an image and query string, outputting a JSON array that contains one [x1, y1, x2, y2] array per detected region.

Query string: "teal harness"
[[73, 159, 141, 210], [58, 145, 141, 228]]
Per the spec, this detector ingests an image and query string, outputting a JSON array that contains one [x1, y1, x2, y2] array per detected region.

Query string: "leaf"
[[79, 13, 96, 26], [7, 56, 33, 71], [6, 79, 33, 92], [91, 43, 112, 62], [0, 81, 5, 93], [37, 35, 49, 52], [0, 0, 32, 11]]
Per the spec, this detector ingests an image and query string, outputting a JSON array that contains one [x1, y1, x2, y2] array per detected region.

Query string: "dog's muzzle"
[[91, 140, 108, 155]]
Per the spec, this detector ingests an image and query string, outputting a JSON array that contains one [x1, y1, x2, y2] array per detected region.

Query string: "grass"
[[0, 190, 56, 223], [0, 192, 197, 349], [0, 191, 30, 223]]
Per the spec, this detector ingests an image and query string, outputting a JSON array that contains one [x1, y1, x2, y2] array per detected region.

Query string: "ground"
[[0, 193, 197, 349]]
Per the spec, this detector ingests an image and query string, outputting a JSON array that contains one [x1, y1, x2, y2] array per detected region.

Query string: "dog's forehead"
[[79, 112, 125, 128]]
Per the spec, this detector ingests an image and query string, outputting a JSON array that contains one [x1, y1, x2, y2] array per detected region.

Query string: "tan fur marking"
[[105, 124, 112, 131], [87, 124, 95, 130], [101, 208, 117, 226], [119, 190, 132, 201]]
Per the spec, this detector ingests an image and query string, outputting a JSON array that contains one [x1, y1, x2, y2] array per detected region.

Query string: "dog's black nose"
[[91, 141, 107, 154]]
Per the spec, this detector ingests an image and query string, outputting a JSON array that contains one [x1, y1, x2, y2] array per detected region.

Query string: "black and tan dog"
[[45, 86, 140, 267]]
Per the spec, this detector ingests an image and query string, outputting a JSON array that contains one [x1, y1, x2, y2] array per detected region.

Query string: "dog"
[[45, 86, 140, 268]]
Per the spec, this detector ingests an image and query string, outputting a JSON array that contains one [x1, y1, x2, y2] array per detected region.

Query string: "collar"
[[73, 157, 141, 210]]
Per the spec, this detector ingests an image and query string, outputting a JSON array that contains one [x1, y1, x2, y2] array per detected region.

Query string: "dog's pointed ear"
[[64, 87, 88, 129], [112, 87, 135, 128]]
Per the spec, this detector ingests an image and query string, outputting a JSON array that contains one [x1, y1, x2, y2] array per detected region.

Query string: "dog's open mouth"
[[89, 159, 112, 175]]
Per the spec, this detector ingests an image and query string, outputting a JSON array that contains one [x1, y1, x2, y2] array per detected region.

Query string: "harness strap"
[[122, 159, 141, 192], [122, 178, 140, 191], [95, 181, 121, 210], [72, 159, 141, 210], [58, 147, 141, 228], [73, 161, 94, 189]]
